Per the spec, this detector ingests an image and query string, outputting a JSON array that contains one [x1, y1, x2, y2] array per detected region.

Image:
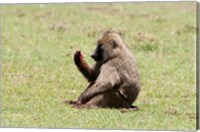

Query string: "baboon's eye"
[[97, 40, 103, 46], [98, 44, 103, 47], [110, 40, 117, 48]]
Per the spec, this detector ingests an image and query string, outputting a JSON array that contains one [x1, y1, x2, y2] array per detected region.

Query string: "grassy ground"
[[1, 2, 197, 130]]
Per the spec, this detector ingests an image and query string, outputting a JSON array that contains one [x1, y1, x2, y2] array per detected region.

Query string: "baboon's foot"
[[72, 104, 98, 109], [72, 104, 90, 109], [120, 106, 140, 113]]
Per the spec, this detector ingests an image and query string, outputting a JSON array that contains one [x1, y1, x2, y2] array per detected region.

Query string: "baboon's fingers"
[[64, 100, 77, 105], [74, 50, 83, 58], [74, 50, 80, 56], [74, 50, 84, 64], [77, 93, 88, 104]]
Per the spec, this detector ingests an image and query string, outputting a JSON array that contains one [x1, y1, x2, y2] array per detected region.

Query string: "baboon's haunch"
[[65, 31, 141, 112]]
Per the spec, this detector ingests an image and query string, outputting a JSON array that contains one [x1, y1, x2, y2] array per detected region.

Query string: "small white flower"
[[39, 4, 44, 8]]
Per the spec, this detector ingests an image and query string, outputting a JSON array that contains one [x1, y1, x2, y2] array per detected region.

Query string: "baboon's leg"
[[72, 90, 140, 113], [77, 67, 121, 104], [64, 82, 96, 105], [84, 90, 132, 109]]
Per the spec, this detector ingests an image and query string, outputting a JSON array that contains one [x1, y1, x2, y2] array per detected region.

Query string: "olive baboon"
[[65, 31, 141, 111]]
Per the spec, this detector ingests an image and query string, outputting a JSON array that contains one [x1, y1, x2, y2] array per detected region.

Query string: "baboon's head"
[[91, 31, 124, 62]]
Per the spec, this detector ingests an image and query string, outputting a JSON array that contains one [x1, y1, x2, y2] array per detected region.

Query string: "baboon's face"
[[91, 32, 123, 62], [91, 43, 104, 62]]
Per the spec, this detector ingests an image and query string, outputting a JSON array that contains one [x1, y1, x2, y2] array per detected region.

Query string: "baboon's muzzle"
[[91, 46, 103, 62], [91, 52, 99, 61]]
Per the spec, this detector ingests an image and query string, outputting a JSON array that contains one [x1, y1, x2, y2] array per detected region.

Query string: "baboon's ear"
[[110, 40, 117, 48]]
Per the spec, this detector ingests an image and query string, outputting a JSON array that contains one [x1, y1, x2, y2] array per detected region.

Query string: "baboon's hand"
[[77, 94, 86, 104], [64, 100, 77, 105], [74, 50, 83, 65]]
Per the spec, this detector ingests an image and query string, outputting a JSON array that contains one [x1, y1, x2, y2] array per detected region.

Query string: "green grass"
[[1, 2, 197, 130]]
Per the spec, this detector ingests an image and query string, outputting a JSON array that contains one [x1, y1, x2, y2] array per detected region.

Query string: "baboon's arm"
[[77, 67, 121, 104], [74, 51, 96, 82]]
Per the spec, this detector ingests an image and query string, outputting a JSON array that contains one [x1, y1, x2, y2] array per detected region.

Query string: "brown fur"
[[65, 31, 141, 111]]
